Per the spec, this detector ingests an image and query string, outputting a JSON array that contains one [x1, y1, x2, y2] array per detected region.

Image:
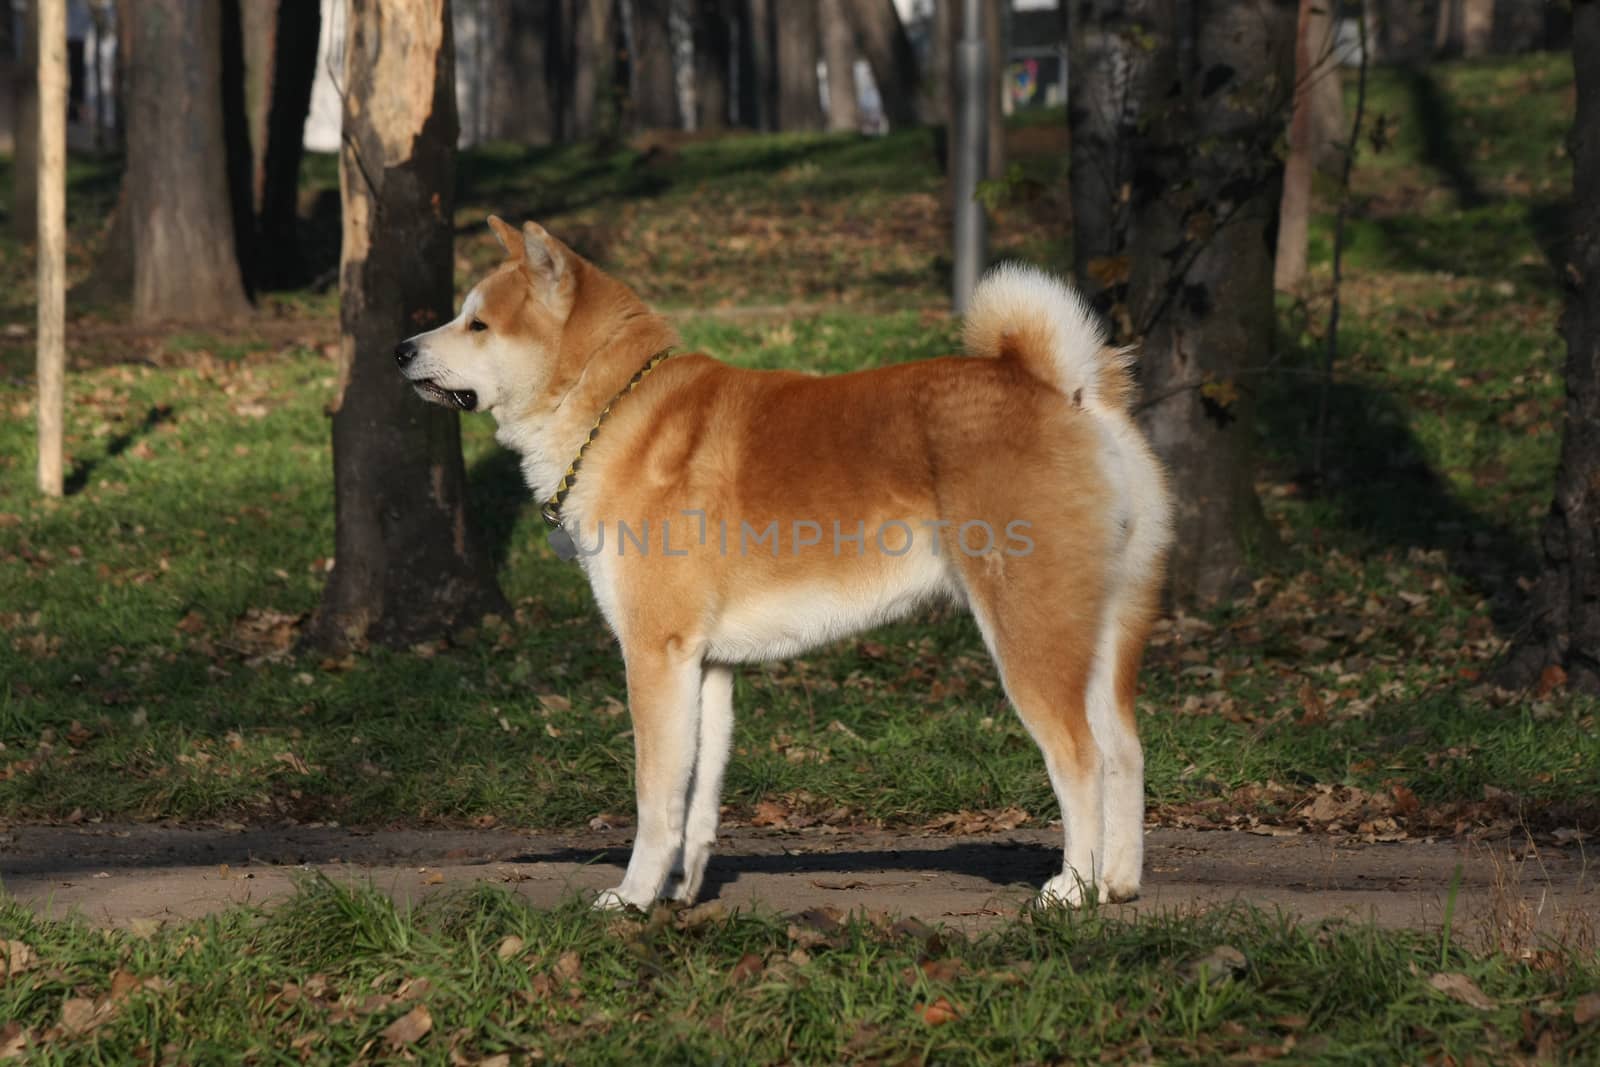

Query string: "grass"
[[2, 881, 1596, 1063], [2, 49, 1599, 1061]]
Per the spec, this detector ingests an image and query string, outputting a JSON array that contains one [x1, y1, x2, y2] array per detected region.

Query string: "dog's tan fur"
[[396, 218, 1172, 909]]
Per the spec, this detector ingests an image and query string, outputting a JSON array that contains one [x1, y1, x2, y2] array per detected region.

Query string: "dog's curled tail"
[[962, 264, 1136, 413]]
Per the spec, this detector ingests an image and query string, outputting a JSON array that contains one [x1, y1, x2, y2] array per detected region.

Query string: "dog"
[[395, 217, 1172, 910]]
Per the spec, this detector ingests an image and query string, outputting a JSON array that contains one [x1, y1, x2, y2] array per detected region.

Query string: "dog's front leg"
[[669, 663, 735, 904], [594, 644, 704, 911]]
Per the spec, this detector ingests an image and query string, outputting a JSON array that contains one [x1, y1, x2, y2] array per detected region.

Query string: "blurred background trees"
[[2, 0, 1585, 641]]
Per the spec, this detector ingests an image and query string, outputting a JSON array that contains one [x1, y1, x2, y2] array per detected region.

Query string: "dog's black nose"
[[394, 340, 417, 367]]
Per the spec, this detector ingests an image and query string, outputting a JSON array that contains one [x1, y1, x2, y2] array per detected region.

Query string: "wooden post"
[[36, 0, 66, 497]]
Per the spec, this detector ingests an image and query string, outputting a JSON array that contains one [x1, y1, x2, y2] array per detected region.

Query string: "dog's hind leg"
[[595, 643, 705, 911], [669, 663, 735, 904], [960, 565, 1108, 907], [1088, 592, 1155, 902]]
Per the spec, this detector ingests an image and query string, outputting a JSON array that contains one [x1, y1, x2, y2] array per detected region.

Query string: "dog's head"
[[393, 216, 576, 415]]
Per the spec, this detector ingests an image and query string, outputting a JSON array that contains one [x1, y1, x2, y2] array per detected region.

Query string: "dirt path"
[[3, 824, 1594, 938]]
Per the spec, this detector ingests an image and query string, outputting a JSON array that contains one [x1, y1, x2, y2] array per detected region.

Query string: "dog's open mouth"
[[410, 379, 478, 412]]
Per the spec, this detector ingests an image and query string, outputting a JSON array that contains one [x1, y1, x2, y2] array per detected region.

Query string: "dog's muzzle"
[[393, 341, 477, 411]]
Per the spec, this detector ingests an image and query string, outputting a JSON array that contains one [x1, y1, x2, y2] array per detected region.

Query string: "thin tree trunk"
[[312, 0, 505, 653], [126, 0, 251, 323], [36, 0, 65, 497], [572, 0, 618, 139], [821, 0, 858, 132], [242, 0, 321, 288], [1501, 0, 1600, 694], [924, 0, 951, 131], [13, 0, 37, 243], [844, 0, 918, 128], [983, 0, 1003, 179], [738, 0, 775, 130], [695, 0, 731, 131], [775, 0, 822, 131], [1275, 0, 1318, 291], [631, 0, 677, 129]]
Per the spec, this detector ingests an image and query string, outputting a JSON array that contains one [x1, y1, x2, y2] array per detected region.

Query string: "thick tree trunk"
[[820, 0, 858, 132], [484, 0, 558, 143], [1075, 0, 1293, 605], [1501, 0, 1600, 695], [126, 0, 250, 323], [12, 0, 37, 243], [775, 0, 822, 131], [1373, 0, 1438, 62], [1068, 0, 1156, 324], [694, 0, 731, 131], [844, 0, 918, 128], [313, 0, 505, 654], [240, 0, 321, 288], [630, 0, 677, 129]]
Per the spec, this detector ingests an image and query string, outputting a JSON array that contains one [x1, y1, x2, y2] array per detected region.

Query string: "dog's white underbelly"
[[705, 551, 959, 663]]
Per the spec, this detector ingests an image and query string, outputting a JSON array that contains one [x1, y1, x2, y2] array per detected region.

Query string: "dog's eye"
[[469, 319, 488, 333]]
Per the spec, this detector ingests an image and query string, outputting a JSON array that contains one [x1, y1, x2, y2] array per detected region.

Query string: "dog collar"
[[541, 348, 674, 543]]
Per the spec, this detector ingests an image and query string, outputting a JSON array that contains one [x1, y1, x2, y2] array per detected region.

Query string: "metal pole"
[[37, 0, 66, 497], [951, 0, 989, 313]]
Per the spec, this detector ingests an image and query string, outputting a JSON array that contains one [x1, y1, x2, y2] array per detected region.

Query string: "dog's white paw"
[[1035, 872, 1101, 909], [592, 887, 647, 912]]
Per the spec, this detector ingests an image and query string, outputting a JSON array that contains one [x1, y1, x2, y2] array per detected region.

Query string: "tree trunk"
[[775, 0, 822, 131], [13, 0, 37, 243], [36, 0, 65, 496], [313, 0, 505, 654], [983, 0, 1004, 179], [126, 0, 251, 323], [1501, 0, 1600, 695], [630, 0, 677, 129], [1076, 0, 1294, 605], [1068, 0, 1156, 323], [844, 0, 918, 128], [1276, 0, 1320, 291], [237, 0, 321, 289], [820, 0, 858, 132], [482, 0, 558, 143], [924, 0, 952, 135], [737, 0, 775, 129], [1371, 0, 1438, 62], [571, 0, 618, 139], [693, 0, 731, 131]]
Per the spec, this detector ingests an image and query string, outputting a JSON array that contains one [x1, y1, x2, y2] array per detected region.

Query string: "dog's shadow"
[[507, 839, 1056, 898]]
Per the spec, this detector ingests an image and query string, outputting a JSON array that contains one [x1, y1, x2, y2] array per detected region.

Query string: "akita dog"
[[395, 217, 1172, 910]]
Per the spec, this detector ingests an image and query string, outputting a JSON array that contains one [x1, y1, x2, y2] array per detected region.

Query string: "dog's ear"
[[520, 221, 572, 310], [487, 215, 524, 261]]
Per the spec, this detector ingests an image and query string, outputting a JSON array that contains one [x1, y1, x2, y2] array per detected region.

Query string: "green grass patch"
[[2, 882, 1595, 1063]]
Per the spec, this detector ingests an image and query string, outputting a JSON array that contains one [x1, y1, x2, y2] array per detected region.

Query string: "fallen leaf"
[[60, 996, 115, 1036], [915, 997, 961, 1026], [728, 953, 764, 983], [0, 1023, 24, 1060], [553, 950, 582, 986], [496, 936, 525, 961], [1428, 972, 1496, 1011], [382, 1004, 433, 1047], [421, 870, 445, 886], [0, 942, 35, 979]]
